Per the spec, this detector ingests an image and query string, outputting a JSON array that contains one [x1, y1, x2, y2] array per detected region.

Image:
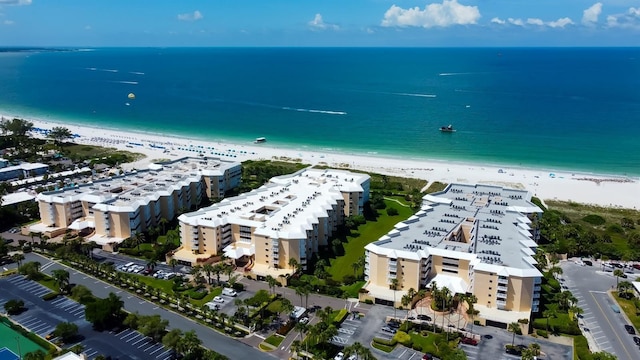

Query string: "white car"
[[347, 355, 357, 360], [334, 352, 344, 360], [204, 302, 220, 310], [213, 296, 225, 303]]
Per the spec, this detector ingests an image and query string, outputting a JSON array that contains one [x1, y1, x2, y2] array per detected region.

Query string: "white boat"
[[254, 137, 266, 144]]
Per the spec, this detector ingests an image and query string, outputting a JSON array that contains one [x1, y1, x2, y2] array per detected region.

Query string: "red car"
[[461, 337, 479, 346]]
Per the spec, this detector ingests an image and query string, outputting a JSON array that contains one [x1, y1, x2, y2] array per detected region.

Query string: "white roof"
[[428, 273, 469, 294], [68, 219, 95, 230], [1, 191, 35, 206]]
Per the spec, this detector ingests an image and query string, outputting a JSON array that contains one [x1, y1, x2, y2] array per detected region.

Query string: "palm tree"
[[508, 322, 520, 346], [613, 269, 624, 287], [618, 280, 634, 299], [12, 253, 25, 266], [159, 218, 169, 234], [176, 330, 201, 357], [212, 263, 224, 285], [202, 263, 214, 285], [351, 261, 361, 277], [146, 259, 157, 271], [556, 290, 577, 310], [543, 304, 558, 332], [190, 265, 203, 284], [52, 269, 70, 294], [569, 305, 584, 321], [401, 294, 412, 319], [548, 265, 563, 279], [133, 232, 145, 251], [288, 257, 300, 274], [162, 328, 182, 359], [265, 275, 277, 295], [169, 258, 178, 271], [533, 249, 548, 271], [390, 278, 399, 319], [290, 339, 301, 358]]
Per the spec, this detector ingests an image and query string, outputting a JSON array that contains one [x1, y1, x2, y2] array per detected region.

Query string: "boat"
[[439, 125, 456, 133], [254, 137, 267, 144]]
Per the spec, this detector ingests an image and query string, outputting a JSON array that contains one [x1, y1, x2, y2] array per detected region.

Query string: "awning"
[[68, 219, 95, 230], [427, 273, 469, 294], [223, 244, 255, 259]]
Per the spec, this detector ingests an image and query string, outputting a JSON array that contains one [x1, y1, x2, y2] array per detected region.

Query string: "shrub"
[[333, 309, 348, 324], [386, 207, 399, 216], [574, 335, 590, 360], [4, 299, 25, 315], [582, 214, 606, 226], [393, 331, 413, 347], [231, 282, 245, 291], [342, 274, 357, 285], [42, 292, 60, 301], [536, 329, 548, 338], [364, 299, 373, 304], [373, 337, 397, 347], [187, 289, 208, 300]]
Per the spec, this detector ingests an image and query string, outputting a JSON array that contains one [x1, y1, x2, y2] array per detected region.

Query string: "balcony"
[[388, 264, 397, 272], [498, 277, 508, 285], [534, 277, 542, 285], [533, 292, 540, 299], [534, 285, 541, 292], [496, 300, 507, 308], [389, 258, 397, 264], [532, 300, 540, 307], [497, 284, 508, 292]]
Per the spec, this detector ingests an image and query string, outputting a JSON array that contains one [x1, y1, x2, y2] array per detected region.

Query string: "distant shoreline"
[[4, 111, 638, 210]]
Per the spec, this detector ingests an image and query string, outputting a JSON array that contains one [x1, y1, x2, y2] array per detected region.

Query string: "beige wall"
[[507, 277, 534, 312], [399, 258, 420, 291], [473, 270, 496, 308]]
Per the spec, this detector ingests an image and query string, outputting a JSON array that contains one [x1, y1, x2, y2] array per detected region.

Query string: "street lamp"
[[15, 336, 22, 359]]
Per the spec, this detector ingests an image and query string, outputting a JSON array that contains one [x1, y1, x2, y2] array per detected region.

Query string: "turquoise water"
[[0, 47, 638, 175]]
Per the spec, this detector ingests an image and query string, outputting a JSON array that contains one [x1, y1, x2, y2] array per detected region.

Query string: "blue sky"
[[0, 0, 639, 46]]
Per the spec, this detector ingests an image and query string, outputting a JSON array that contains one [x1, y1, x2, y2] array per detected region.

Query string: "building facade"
[[0, 162, 48, 181], [362, 183, 543, 326], [171, 168, 370, 276], [30, 157, 241, 249]]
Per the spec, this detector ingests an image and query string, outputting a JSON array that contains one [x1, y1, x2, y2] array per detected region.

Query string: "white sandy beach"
[[8, 115, 640, 210]]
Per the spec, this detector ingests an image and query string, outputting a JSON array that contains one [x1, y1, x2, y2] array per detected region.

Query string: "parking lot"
[[0, 274, 174, 360]]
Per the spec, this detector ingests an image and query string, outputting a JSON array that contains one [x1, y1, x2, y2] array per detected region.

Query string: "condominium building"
[[171, 168, 370, 276], [361, 183, 543, 326], [30, 157, 241, 250], [0, 161, 48, 181]]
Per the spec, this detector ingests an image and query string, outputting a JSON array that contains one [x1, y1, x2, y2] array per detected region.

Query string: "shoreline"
[[3, 112, 639, 209]]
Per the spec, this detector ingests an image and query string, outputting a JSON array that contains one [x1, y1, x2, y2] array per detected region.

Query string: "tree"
[[47, 126, 73, 148], [203, 263, 214, 285], [146, 259, 157, 271], [0, 118, 33, 148], [295, 285, 309, 307], [133, 232, 145, 251], [52, 269, 71, 294], [555, 290, 577, 311], [543, 304, 558, 332], [4, 299, 25, 315], [591, 351, 618, 360], [265, 275, 277, 295], [12, 253, 25, 266], [288, 257, 300, 273], [618, 280, 634, 299], [159, 218, 169, 234], [390, 278, 399, 319], [613, 269, 624, 287], [401, 294, 412, 319], [169, 258, 178, 271], [53, 322, 79, 343], [138, 315, 168, 342], [23, 350, 47, 360], [508, 322, 521, 346], [162, 328, 182, 358], [85, 292, 124, 330], [177, 330, 202, 358]]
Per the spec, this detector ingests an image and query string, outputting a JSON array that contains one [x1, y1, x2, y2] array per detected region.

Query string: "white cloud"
[[308, 14, 339, 31], [381, 0, 481, 28], [582, 3, 603, 25], [177, 10, 203, 22], [547, 17, 573, 28], [3, 19, 14, 25], [490, 17, 505, 25], [508, 18, 524, 26], [527, 18, 544, 26], [0, 0, 31, 5], [606, 7, 640, 28]]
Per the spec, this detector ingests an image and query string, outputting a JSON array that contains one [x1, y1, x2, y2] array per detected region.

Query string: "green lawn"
[[409, 331, 439, 354], [130, 274, 175, 295], [264, 334, 285, 347], [613, 292, 640, 331], [340, 281, 366, 298], [36, 275, 59, 292], [329, 199, 414, 281]]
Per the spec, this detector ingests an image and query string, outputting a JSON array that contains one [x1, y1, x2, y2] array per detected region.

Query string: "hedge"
[[536, 329, 548, 338], [333, 309, 348, 324], [373, 337, 397, 347], [574, 335, 591, 360], [42, 292, 60, 301], [532, 317, 581, 335]]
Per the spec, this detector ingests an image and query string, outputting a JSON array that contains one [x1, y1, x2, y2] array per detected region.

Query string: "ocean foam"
[[281, 107, 346, 115], [111, 81, 139, 85], [393, 92, 437, 98], [129, 71, 145, 75]]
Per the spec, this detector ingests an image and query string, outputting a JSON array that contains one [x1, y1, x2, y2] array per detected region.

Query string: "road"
[[561, 259, 640, 360], [20, 252, 276, 360]]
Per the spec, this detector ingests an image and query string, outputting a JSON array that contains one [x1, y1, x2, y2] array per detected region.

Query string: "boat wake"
[[86, 67, 119, 73], [392, 92, 437, 98], [111, 81, 139, 85], [129, 71, 145, 75], [281, 107, 346, 115], [439, 72, 472, 76]]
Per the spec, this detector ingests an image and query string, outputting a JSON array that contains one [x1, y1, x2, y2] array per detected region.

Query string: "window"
[[489, 280, 493, 283]]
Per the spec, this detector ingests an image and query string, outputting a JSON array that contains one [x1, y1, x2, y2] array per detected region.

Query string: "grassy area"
[[409, 331, 439, 354], [340, 281, 366, 298], [266, 299, 285, 314], [424, 181, 448, 194], [130, 274, 175, 295], [63, 143, 144, 164], [329, 199, 414, 281], [264, 334, 285, 347], [36, 275, 59, 292], [612, 292, 640, 331], [371, 340, 395, 352]]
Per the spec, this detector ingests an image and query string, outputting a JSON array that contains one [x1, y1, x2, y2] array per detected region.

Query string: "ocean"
[[0, 47, 638, 176]]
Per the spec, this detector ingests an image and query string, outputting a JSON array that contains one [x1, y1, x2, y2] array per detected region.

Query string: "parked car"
[[583, 260, 593, 266], [334, 352, 344, 360], [387, 320, 401, 329], [222, 288, 237, 297], [632, 264, 640, 270], [625, 324, 636, 335], [204, 302, 220, 310], [299, 317, 309, 325], [381, 326, 397, 334], [213, 296, 225, 304], [347, 355, 357, 360], [417, 314, 432, 321], [633, 336, 640, 345], [461, 337, 478, 346]]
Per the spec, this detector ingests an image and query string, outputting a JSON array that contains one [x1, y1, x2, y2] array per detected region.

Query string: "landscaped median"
[[372, 325, 465, 358], [259, 334, 285, 351]]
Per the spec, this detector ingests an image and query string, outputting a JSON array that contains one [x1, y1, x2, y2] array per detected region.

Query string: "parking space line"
[[122, 332, 140, 341], [135, 338, 151, 347], [143, 342, 158, 351], [118, 329, 133, 338], [156, 349, 172, 358], [149, 345, 165, 355]]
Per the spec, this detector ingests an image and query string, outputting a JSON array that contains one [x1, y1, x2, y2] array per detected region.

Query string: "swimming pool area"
[[0, 319, 46, 358]]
